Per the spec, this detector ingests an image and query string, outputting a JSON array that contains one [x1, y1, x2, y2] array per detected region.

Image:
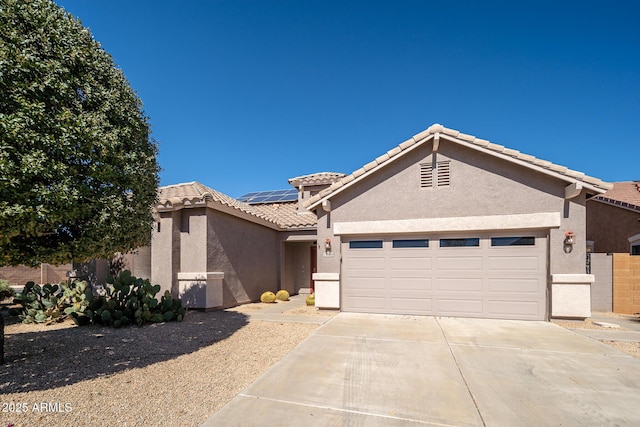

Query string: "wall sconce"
[[564, 231, 575, 253], [324, 238, 332, 255]]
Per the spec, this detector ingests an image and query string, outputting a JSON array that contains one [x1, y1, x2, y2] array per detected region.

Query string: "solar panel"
[[237, 188, 298, 204]]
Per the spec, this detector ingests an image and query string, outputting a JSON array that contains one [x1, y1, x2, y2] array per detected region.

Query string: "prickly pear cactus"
[[305, 294, 315, 306], [260, 291, 276, 303], [275, 290, 290, 301]]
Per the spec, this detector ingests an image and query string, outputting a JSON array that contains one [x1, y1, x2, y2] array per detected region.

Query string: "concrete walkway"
[[571, 311, 640, 343], [201, 313, 640, 426], [224, 294, 336, 325]]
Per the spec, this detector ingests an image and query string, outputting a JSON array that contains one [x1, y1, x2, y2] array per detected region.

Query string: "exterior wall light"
[[564, 231, 575, 253], [324, 238, 332, 255]]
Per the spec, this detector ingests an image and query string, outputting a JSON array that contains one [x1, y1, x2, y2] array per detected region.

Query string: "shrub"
[[305, 294, 315, 306], [74, 270, 186, 327], [12, 271, 185, 328], [260, 291, 276, 303], [11, 282, 87, 323], [275, 290, 290, 301], [0, 279, 14, 300]]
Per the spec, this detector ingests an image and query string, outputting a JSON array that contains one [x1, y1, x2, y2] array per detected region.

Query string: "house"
[[150, 178, 335, 309], [149, 124, 612, 320], [586, 181, 640, 254]]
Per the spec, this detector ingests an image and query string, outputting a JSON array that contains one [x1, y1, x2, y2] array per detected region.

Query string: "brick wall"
[[0, 264, 72, 287], [612, 254, 640, 314]]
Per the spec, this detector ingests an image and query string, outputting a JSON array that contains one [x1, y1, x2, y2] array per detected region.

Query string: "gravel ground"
[[0, 306, 318, 427], [552, 317, 640, 359]]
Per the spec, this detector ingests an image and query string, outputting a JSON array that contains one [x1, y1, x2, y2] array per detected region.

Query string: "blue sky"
[[55, 0, 639, 198]]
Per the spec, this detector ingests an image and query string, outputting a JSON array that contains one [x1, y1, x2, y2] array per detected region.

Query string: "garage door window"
[[392, 239, 429, 248], [491, 236, 535, 246], [440, 238, 479, 247], [349, 240, 383, 249]]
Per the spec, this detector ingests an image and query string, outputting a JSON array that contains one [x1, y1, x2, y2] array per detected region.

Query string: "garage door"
[[342, 232, 548, 320]]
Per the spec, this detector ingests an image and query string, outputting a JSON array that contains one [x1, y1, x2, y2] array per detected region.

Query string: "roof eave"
[[156, 198, 283, 231], [440, 134, 613, 194], [307, 133, 435, 210]]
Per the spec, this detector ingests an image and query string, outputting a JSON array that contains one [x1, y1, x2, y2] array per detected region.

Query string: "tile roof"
[[157, 182, 316, 229], [253, 202, 317, 228], [591, 181, 640, 212], [305, 123, 613, 209], [288, 172, 346, 187]]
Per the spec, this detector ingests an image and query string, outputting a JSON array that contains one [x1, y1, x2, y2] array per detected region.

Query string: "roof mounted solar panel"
[[237, 189, 298, 204]]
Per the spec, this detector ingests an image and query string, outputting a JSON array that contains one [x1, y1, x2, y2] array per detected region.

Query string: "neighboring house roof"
[[157, 182, 316, 229], [305, 123, 613, 209], [590, 181, 640, 213], [288, 172, 346, 187]]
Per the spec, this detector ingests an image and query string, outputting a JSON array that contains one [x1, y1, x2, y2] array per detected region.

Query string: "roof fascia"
[[307, 134, 435, 210], [156, 199, 282, 231], [440, 134, 610, 195], [205, 201, 282, 230]]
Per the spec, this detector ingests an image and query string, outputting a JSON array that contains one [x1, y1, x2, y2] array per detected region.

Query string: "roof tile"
[[304, 123, 613, 209], [399, 138, 416, 150], [375, 153, 390, 164]]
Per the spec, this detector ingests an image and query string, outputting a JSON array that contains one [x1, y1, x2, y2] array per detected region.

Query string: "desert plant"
[[0, 279, 14, 301], [275, 290, 290, 301], [305, 294, 315, 306], [260, 291, 276, 303], [77, 270, 185, 328], [13, 282, 66, 324]]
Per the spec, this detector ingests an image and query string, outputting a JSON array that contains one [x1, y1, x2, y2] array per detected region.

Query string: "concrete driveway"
[[202, 313, 640, 426]]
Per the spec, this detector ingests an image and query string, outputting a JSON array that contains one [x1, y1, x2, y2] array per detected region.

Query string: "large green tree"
[[0, 0, 160, 267]]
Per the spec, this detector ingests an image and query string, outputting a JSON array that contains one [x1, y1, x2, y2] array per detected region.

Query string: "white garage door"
[[342, 231, 548, 320]]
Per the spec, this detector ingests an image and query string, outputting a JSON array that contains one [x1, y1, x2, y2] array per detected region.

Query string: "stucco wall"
[[283, 242, 313, 294], [207, 210, 280, 307], [151, 210, 182, 295], [317, 141, 586, 275], [587, 201, 640, 253], [590, 253, 613, 312]]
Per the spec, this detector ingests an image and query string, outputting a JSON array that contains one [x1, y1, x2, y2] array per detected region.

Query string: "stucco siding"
[[151, 210, 181, 295], [180, 208, 208, 273], [283, 242, 313, 294], [590, 253, 613, 312], [207, 209, 280, 307], [325, 141, 585, 275]]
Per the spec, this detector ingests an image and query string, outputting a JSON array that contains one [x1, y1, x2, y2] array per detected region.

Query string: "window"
[[420, 161, 450, 188], [491, 236, 535, 247], [349, 240, 383, 249], [440, 238, 480, 247], [392, 239, 429, 248]]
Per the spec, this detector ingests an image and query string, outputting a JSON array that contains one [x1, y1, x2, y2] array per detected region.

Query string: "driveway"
[[201, 313, 640, 426]]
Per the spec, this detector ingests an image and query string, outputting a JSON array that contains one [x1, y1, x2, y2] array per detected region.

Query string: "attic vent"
[[420, 161, 451, 188]]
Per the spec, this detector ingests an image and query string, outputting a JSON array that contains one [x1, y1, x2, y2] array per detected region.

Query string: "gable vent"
[[420, 163, 434, 188], [420, 161, 450, 188], [437, 161, 450, 187]]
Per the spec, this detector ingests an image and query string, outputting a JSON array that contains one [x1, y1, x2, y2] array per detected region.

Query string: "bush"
[[260, 291, 276, 303], [305, 294, 315, 306], [275, 290, 290, 301], [0, 279, 15, 300]]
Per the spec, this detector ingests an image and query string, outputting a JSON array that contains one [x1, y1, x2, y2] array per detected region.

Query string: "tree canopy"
[[0, 0, 160, 266]]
